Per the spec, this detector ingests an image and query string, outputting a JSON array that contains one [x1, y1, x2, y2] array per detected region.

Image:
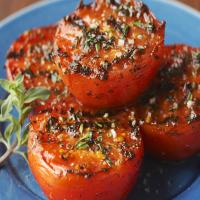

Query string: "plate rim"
[[0, 0, 200, 29], [0, 0, 200, 200]]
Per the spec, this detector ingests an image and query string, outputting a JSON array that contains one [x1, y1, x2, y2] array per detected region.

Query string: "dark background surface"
[[0, 0, 199, 21]]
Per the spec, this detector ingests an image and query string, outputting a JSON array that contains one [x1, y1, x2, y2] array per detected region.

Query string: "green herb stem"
[[0, 140, 17, 166], [0, 74, 50, 166]]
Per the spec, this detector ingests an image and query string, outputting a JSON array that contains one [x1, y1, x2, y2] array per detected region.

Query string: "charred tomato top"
[[6, 25, 65, 98], [138, 45, 200, 127], [53, 0, 165, 109], [29, 102, 142, 177], [136, 45, 200, 160]]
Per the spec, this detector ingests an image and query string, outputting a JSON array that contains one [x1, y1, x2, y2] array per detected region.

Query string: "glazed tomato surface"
[[53, 0, 165, 110], [137, 45, 200, 160], [5, 25, 65, 98], [28, 97, 143, 200]]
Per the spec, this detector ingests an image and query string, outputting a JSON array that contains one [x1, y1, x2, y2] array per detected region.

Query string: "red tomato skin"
[[28, 139, 143, 200], [58, 42, 164, 110], [141, 122, 200, 160]]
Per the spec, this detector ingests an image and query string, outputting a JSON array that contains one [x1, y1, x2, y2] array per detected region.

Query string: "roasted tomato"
[[28, 99, 143, 200], [4, 25, 79, 114], [137, 45, 200, 160], [53, 0, 165, 110], [5, 25, 65, 98]]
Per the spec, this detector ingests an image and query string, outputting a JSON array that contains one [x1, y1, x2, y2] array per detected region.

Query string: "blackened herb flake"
[[7, 49, 24, 59], [107, 16, 130, 38]]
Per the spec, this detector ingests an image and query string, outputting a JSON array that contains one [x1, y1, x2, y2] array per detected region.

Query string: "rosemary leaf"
[[0, 74, 50, 165], [25, 87, 50, 103]]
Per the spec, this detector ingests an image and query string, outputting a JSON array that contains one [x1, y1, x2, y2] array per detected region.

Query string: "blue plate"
[[0, 0, 200, 199]]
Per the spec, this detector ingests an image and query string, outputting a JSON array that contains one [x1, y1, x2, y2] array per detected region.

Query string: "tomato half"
[[53, 0, 165, 110], [137, 45, 200, 160], [28, 99, 143, 200], [5, 25, 65, 98]]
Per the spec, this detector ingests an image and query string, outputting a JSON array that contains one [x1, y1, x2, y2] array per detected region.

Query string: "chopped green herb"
[[133, 20, 155, 33], [76, 131, 93, 150], [185, 91, 193, 102], [133, 21, 144, 28], [96, 135, 103, 143], [95, 122, 103, 128], [95, 43, 100, 52], [46, 117, 58, 132], [105, 157, 113, 167], [107, 16, 130, 38], [192, 51, 200, 65], [79, 123, 84, 134], [102, 168, 109, 172], [117, 3, 133, 17], [112, 47, 137, 64], [82, 27, 113, 52]]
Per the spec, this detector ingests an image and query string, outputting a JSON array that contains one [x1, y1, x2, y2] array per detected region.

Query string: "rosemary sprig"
[[0, 74, 50, 166]]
